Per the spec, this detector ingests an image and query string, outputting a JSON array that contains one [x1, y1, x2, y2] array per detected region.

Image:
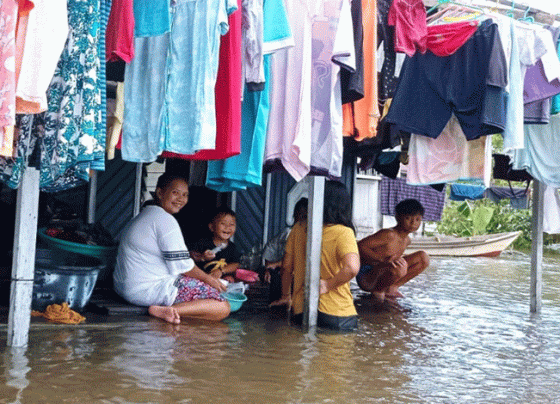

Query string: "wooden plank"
[[8, 167, 40, 347], [303, 176, 325, 330], [87, 170, 98, 224], [530, 180, 544, 313], [134, 163, 143, 217]]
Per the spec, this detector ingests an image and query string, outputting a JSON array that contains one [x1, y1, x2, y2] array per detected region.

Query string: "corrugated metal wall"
[[234, 185, 267, 254], [95, 155, 138, 240], [266, 171, 296, 241]]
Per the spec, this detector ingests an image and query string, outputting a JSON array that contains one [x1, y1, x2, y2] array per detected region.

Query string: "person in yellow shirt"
[[270, 181, 360, 330]]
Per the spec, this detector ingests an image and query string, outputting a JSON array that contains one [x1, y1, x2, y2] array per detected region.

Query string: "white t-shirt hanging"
[[310, 0, 355, 178], [265, 0, 354, 181], [16, 0, 69, 114]]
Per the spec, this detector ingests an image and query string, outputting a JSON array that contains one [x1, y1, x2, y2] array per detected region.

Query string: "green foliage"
[[435, 199, 532, 250]]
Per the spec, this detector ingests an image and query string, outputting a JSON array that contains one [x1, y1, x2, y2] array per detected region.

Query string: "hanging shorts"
[[386, 19, 507, 141], [173, 275, 225, 304]]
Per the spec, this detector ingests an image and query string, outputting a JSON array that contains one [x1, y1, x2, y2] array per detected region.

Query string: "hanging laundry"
[[0, 0, 109, 190], [502, 20, 547, 151], [206, 0, 294, 192], [264, 0, 355, 181], [340, 0, 364, 105], [387, 0, 427, 57], [523, 26, 560, 125], [386, 20, 508, 141], [106, 81, 124, 160], [543, 185, 560, 234], [15, 0, 69, 115], [342, 0, 378, 140], [484, 186, 529, 210], [553, 31, 560, 115], [510, 113, 560, 188], [379, 176, 446, 221], [0, 114, 38, 188], [406, 115, 489, 186], [105, 0, 135, 63], [133, 0, 170, 38], [122, 0, 238, 163], [426, 20, 478, 56], [377, 0, 399, 105], [161, 0, 242, 161], [0, 0, 29, 157], [449, 183, 486, 201], [242, 0, 266, 91]]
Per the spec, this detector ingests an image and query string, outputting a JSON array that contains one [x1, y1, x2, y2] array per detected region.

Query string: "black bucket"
[[32, 249, 105, 312]]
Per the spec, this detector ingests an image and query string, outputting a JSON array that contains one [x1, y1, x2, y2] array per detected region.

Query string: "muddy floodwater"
[[2, 252, 560, 403]]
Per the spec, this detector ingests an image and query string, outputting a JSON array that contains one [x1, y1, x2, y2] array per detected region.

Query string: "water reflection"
[[3, 348, 30, 404], [1, 254, 560, 403]]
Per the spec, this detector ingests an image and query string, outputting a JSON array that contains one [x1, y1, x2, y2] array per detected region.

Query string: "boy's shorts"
[[355, 264, 373, 289]]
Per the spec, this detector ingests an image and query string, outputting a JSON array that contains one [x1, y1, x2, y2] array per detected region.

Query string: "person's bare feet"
[[372, 291, 385, 303], [148, 306, 181, 324], [386, 287, 404, 299]]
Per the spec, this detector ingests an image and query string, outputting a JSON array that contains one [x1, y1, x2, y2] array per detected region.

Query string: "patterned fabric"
[[173, 275, 225, 303], [0, 0, 109, 191], [39, 0, 104, 191], [379, 176, 446, 221], [0, 114, 37, 188]]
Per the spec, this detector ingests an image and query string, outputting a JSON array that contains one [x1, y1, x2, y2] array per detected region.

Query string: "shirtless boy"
[[356, 199, 429, 303]]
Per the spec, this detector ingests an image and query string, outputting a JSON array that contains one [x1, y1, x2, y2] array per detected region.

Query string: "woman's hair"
[[293, 198, 308, 223], [323, 180, 354, 232], [151, 173, 188, 205]]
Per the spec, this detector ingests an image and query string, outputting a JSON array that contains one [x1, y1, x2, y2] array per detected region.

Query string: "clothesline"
[[424, 0, 560, 23]]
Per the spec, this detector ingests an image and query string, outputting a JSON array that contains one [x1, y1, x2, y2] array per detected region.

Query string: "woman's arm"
[[320, 252, 360, 294], [185, 265, 227, 292], [269, 250, 294, 306]]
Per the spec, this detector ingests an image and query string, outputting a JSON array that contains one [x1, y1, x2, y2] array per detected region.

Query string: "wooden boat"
[[405, 231, 522, 258]]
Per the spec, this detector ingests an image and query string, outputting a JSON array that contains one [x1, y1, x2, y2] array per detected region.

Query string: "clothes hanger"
[[426, 0, 484, 15], [518, 6, 534, 24], [426, 1, 485, 25]]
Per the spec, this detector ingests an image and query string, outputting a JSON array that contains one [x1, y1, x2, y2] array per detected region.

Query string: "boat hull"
[[405, 231, 522, 257]]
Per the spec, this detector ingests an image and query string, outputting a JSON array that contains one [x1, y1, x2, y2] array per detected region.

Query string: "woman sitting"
[[113, 173, 230, 324]]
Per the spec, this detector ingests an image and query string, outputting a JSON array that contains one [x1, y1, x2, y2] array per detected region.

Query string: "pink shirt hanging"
[[106, 0, 135, 63]]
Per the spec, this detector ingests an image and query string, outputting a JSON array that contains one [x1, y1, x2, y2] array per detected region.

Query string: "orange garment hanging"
[[343, 0, 379, 140]]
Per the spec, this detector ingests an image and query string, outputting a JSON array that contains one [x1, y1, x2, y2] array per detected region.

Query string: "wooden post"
[[8, 167, 40, 347], [133, 163, 143, 217], [530, 180, 544, 313], [263, 173, 272, 246], [87, 170, 98, 224], [303, 176, 325, 330]]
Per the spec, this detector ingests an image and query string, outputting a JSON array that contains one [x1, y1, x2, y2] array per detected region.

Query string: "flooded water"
[[2, 252, 560, 403]]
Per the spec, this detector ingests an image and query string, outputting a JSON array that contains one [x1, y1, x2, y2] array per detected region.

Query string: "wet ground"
[[2, 251, 560, 403]]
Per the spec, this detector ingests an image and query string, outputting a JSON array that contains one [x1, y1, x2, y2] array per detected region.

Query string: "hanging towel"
[[449, 183, 486, 201], [484, 186, 529, 209], [379, 176, 446, 221]]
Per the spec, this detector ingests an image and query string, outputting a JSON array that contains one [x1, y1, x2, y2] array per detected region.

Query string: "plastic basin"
[[32, 249, 105, 312], [221, 292, 247, 312], [37, 228, 117, 286]]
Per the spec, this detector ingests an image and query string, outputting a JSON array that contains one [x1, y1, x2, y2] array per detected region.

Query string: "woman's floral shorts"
[[173, 275, 225, 304]]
